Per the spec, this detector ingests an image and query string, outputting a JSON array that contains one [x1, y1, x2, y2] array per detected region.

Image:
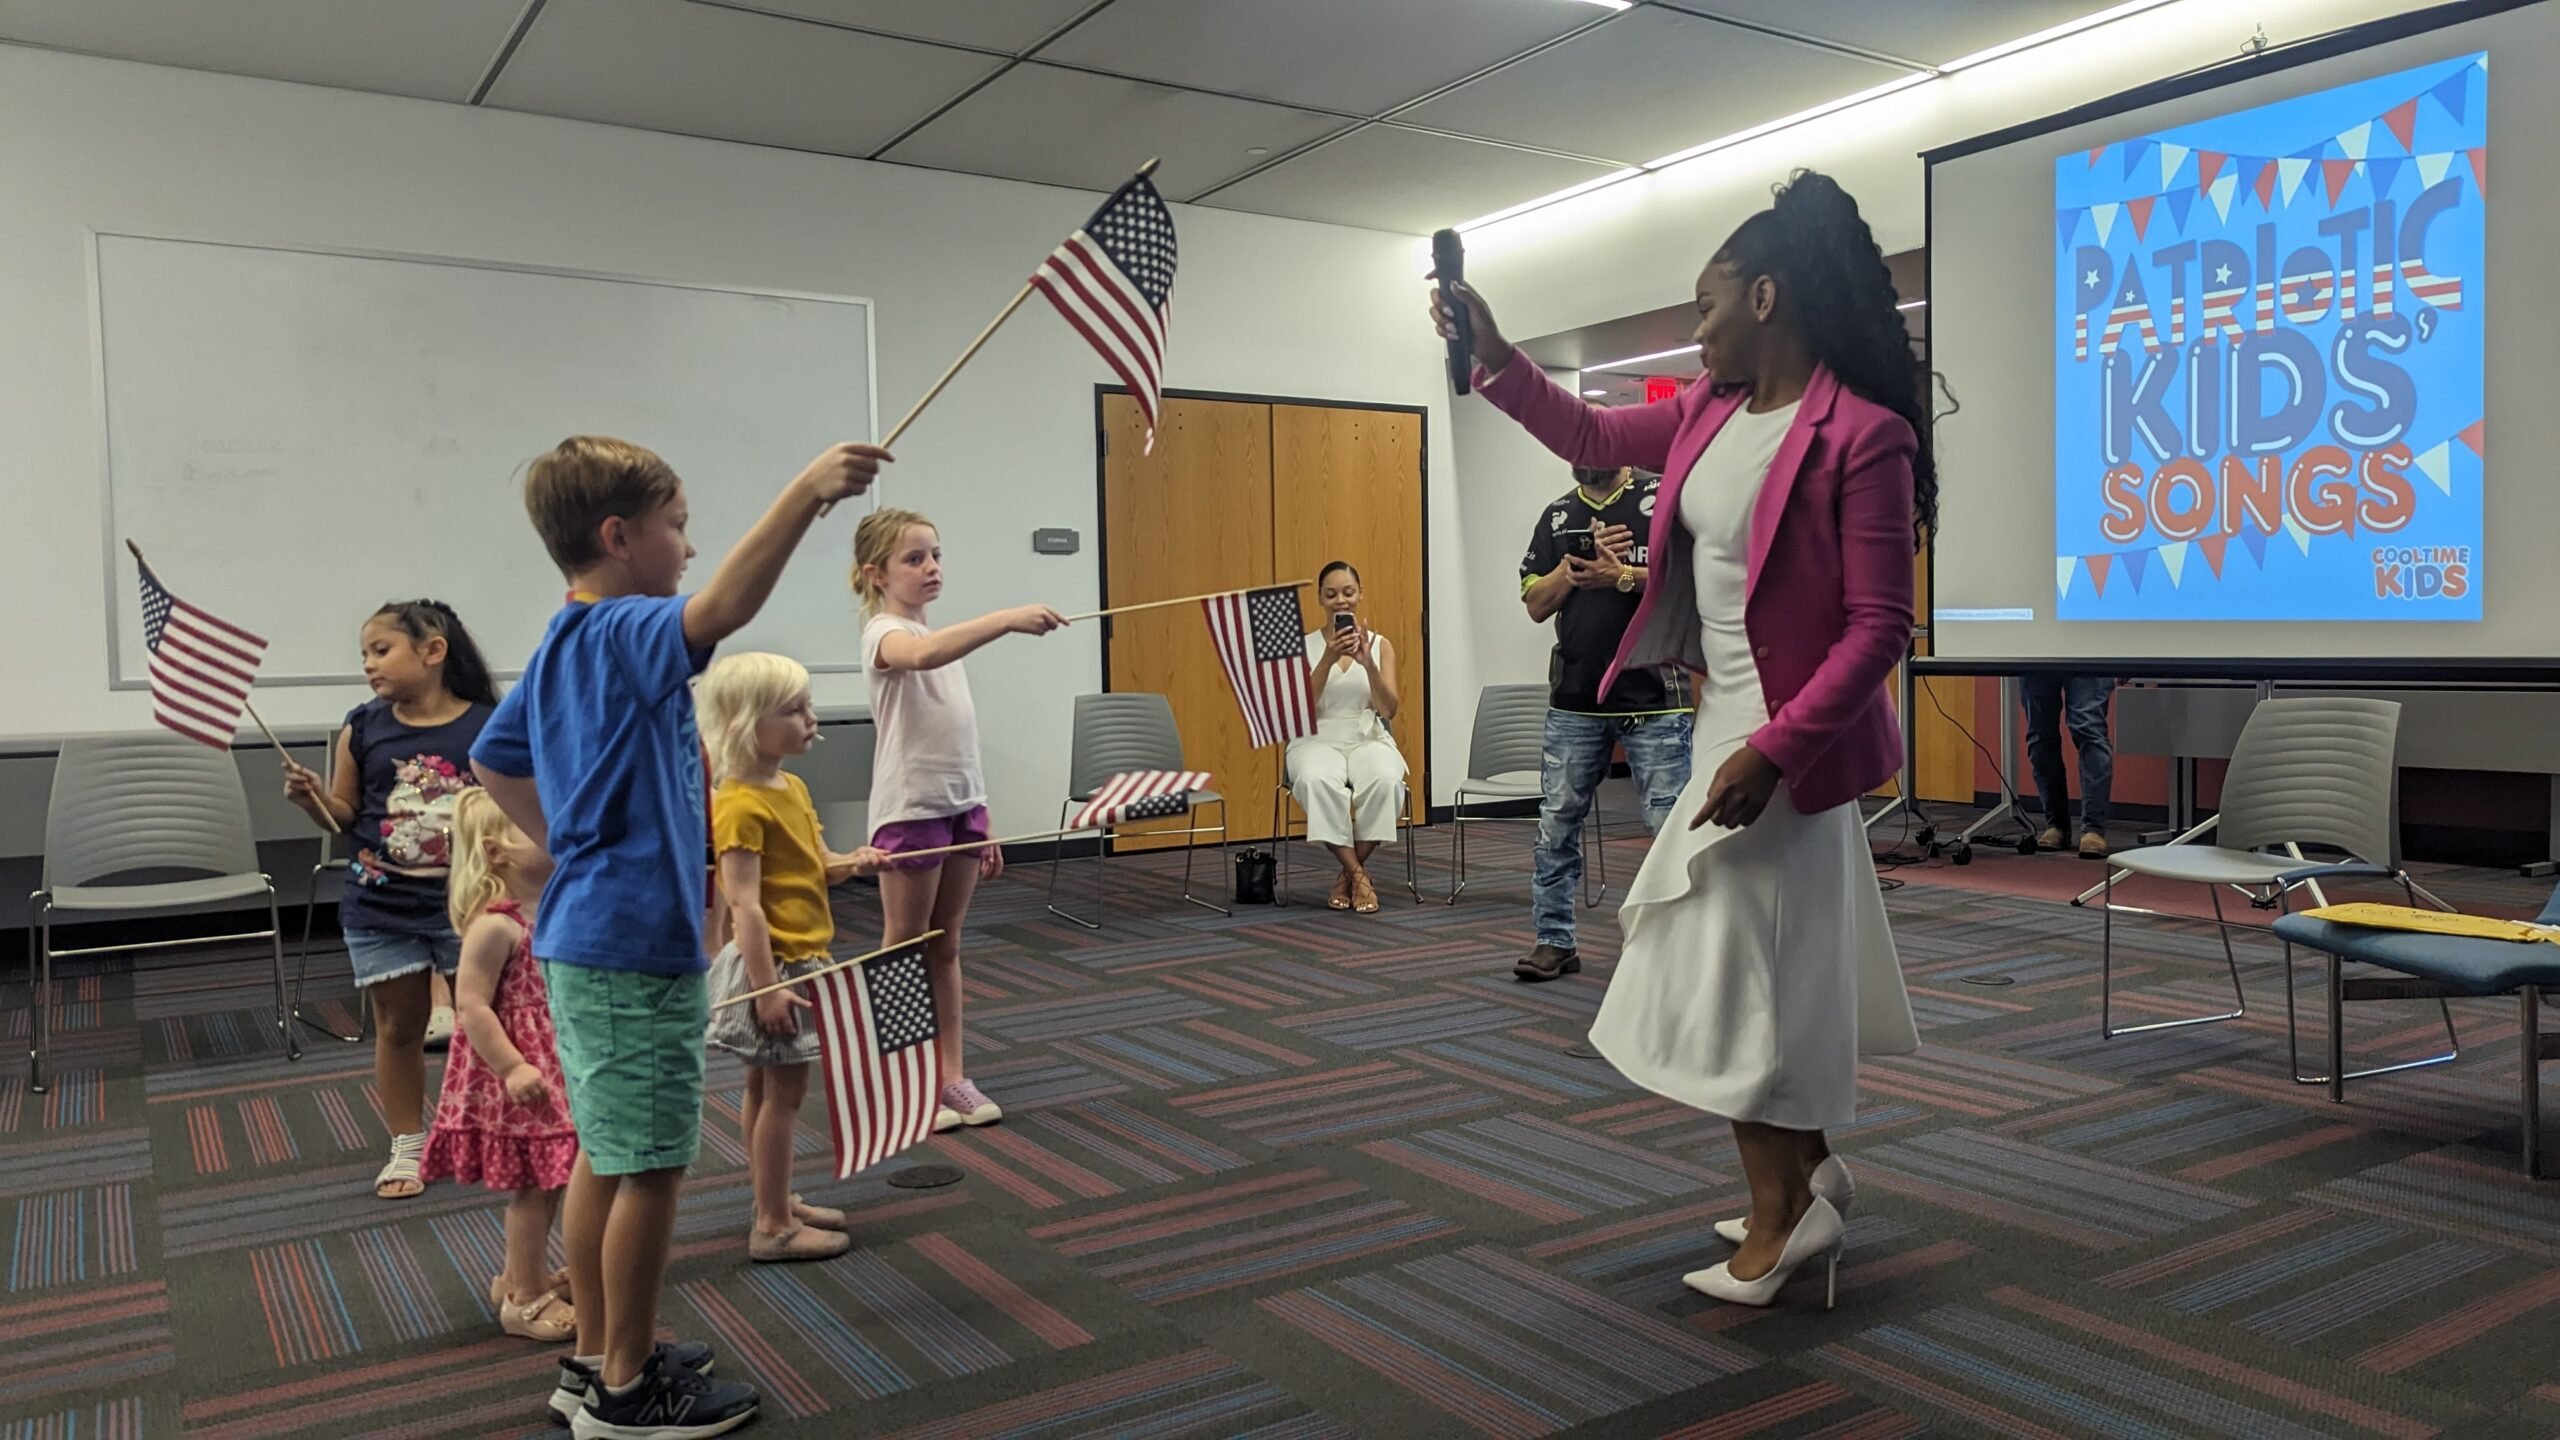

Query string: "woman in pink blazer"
[[1435, 172, 1926, 1311]]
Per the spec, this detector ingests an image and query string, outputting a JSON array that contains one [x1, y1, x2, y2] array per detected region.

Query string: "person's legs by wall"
[[1525, 710, 1612, 978], [2019, 675, 2071, 848], [2064, 676, 2117, 855]]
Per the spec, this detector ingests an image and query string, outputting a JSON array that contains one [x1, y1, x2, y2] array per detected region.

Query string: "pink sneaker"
[[934, 1079, 1002, 1133]]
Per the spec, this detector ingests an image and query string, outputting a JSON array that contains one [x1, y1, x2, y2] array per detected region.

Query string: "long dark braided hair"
[[1713, 170, 1938, 549], [371, 599, 499, 706]]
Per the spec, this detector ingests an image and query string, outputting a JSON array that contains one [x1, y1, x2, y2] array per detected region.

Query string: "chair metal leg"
[[1180, 799, 1231, 916], [2523, 986, 2546, 1180], [2099, 880, 2247, 1038], [26, 894, 46, 1095], [1402, 810, 1421, 904], [2283, 881, 2461, 1087], [2328, 952, 2346, 1103], [1045, 800, 1102, 931], [1272, 787, 1295, 907], [267, 883, 301, 1064], [291, 862, 365, 1044], [1445, 790, 1474, 904]]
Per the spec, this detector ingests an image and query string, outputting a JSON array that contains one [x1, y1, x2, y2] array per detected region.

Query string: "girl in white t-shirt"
[[853, 507, 1067, 1132]]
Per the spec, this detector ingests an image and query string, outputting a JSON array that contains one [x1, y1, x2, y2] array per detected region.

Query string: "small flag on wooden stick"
[[1071, 770, 1210, 831], [1030, 171, 1178, 450], [133, 548, 268, 750], [1204, 585, 1315, 748], [808, 935, 942, 1179]]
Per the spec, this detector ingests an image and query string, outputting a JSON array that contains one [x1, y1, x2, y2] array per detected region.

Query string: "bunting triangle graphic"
[[2414, 441, 2453, 495], [2283, 515, 2314, 557], [2091, 202, 2119, 244], [2197, 150, 2227, 189], [2056, 555, 2078, 600], [2164, 186, 2196, 232], [2159, 541, 2189, 588], [2127, 195, 2157, 241], [2122, 548, 2149, 593], [2365, 155, 2405, 199], [2121, 139, 2152, 180], [2466, 148, 2486, 198], [2322, 158, 2358, 207], [2240, 526, 2269, 567], [2200, 533, 2230, 578], [2432, 68, 2469, 124], [2279, 155, 2314, 204], [2417, 151, 2454, 187], [2159, 141, 2190, 189], [2088, 553, 2113, 597], [2382, 99, 2419, 152], [2087, 144, 2108, 169], [2208, 173, 2239, 221], [2458, 419, 2485, 457], [2335, 121, 2371, 161], [2057, 208, 2082, 248], [2251, 159, 2280, 210]]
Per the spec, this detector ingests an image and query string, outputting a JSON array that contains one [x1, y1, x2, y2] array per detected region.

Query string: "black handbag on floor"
[[1233, 847, 1276, 905]]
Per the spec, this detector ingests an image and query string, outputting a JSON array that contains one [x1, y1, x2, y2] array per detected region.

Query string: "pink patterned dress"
[[419, 901, 579, 1191]]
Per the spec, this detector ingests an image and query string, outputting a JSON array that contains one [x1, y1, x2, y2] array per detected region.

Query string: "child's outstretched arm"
[[472, 765, 549, 852], [873, 605, 1069, 673], [685, 444, 891, 650], [719, 848, 808, 1038], [280, 727, 359, 832], [454, 912, 545, 1105]]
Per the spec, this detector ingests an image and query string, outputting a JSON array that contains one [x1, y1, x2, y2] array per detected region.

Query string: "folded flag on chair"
[[2302, 902, 2560, 945], [1072, 770, 1210, 830], [1204, 584, 1315, 748], [135, 553, 268, 750], [809, 935, 940, 1179]]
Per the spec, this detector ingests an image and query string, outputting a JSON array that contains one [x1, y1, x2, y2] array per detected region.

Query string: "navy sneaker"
[[569, 1350, 756, 1440], [548, 1343, 716, 1426]]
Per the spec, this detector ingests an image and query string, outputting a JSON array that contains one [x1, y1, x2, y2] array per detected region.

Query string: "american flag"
[[136, 556, 267, 750], [809, 937, 941, 1179], [1071, 770, 1210, 831], [1204, 585, 1315, 749], [1030, 171, 1178, 449]]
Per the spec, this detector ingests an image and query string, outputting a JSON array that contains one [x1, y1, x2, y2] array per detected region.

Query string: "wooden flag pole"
[[820, 157, 1163, 519], [715, 929, 946, 1010], [126, 540, 339, 832], [1062, 577, 1313, 624]]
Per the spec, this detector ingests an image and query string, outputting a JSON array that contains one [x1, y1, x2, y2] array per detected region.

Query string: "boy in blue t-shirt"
[[473, 434, 884, 1439]]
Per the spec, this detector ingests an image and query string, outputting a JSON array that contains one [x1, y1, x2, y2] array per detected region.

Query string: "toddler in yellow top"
[[698, 652, 887, 1263]]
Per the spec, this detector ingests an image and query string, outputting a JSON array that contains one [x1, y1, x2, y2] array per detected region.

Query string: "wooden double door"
[[1099, 391, 1427, 846]]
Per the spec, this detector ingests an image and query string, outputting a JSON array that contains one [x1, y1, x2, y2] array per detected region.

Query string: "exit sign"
[[1644, 376, 1680, 404]]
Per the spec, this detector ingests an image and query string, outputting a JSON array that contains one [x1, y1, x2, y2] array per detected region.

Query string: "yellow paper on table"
[[2301, 902, 2560, 945]]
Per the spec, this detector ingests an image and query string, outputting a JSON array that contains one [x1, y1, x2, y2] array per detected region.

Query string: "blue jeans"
[[1533, 709, 1694, 949], [2022, 676, 2115, 833]]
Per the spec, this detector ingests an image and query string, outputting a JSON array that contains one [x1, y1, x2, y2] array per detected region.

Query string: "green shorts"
[[541, 962, 709, 1176]]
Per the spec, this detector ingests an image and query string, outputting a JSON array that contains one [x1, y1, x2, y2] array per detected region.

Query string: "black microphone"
[[1431, 227, 1471, 397]]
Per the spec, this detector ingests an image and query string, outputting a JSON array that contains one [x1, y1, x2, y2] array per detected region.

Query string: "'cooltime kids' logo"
[[2054, 53, 2486, 621]]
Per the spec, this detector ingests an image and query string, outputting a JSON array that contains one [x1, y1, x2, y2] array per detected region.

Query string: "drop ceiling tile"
[[486, 0, 999, 158], [1665, 0, 2130, 68], [883, 63, 1345, 198], [705, 0, 1101, 54], [1399, 6, 1910, 163], [1205, 126, 1622, 236], [0, 0, 529, 101], [1036, 0, 1605, 117]]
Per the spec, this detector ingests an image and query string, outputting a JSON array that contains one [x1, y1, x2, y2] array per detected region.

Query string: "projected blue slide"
[[2053, 54, 2486, 621]]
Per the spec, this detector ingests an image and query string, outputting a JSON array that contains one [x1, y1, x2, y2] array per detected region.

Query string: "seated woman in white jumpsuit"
[[1287, 560, 1405, 914]]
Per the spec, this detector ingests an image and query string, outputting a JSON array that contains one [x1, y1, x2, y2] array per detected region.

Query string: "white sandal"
[[375, 1131, 427, 1199]]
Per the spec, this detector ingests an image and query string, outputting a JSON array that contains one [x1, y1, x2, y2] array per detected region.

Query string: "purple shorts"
[[870, 806, 991, 872]]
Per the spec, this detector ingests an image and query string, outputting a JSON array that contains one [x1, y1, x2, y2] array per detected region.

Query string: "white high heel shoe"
[[1714, 1155, 1853, 1245], [1685, 1195, 1846, 1310]]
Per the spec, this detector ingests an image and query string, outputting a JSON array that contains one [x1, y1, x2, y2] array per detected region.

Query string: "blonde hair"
[[850, 506, 936, 616], [522, 436, 682, 574], [444, 789, 517, 935], [696, 651, 812, 782]]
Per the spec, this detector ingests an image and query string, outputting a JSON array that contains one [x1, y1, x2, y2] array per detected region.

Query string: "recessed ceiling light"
[[1246, 147, 1269, 157], [1939, 0, 2174, 71], [1583, 344, 1699, 373], [1897, 299, 1928, 311], [1583, 388, 1609, 397], [1570, 0, 1633, 9]]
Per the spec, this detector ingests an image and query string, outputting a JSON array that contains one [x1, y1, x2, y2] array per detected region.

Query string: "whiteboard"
[[95, 233, 877, 685]]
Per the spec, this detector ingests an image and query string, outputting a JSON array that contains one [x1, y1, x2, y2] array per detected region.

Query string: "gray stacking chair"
[[27, 733, 295, 1090], [1445, 683, 1606, 906], [2094, 696, 2456, 1085], [1047, 693, 1227, 929]]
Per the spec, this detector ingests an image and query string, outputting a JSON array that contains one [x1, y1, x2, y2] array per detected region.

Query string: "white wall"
[[1446, 370, 1592, 716], [1462, 0, 2432, 341], [0, 45, 1478, 830]]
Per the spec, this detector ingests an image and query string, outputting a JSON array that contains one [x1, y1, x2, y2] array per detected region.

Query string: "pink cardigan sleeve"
[[1747, 417, 1918, 777], [1474, 350, 1686, 474]]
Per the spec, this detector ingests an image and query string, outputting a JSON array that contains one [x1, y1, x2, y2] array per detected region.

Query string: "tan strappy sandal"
[[1328, 871, 1354, 911]]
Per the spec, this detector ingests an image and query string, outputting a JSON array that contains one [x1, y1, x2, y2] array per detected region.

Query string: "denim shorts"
[[542, 961, 708, 1176], [342, 927, 463, 988]]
